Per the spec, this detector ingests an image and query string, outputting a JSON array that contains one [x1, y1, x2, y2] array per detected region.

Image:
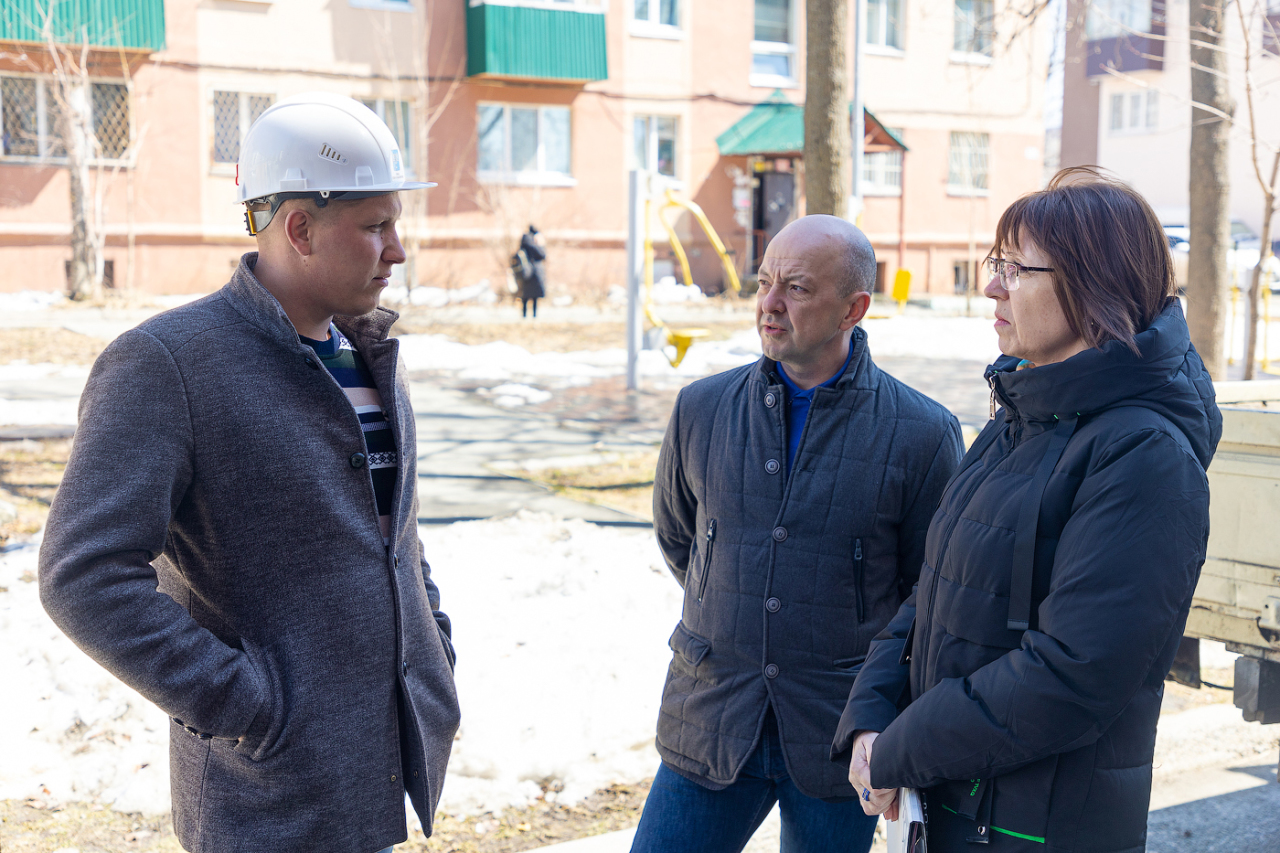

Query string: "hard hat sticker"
[[392, 149, 402, 173], [318, 144, 347, 164]]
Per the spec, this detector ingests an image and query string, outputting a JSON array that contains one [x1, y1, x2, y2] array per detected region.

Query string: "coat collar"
[[752, 325, 873, 390], [221, 252, 400, 351]]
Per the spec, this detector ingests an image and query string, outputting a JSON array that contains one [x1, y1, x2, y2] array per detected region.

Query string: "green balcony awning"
[[467, 2, 607, 82], [716, 91, 908, 157], [0, 0, 165, 51]]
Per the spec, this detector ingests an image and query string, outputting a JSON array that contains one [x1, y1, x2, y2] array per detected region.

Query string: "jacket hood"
[[990, 299, 1221, 469]]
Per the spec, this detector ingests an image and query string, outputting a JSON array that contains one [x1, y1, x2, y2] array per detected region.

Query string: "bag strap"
[[1007, 414, 1078, 631]]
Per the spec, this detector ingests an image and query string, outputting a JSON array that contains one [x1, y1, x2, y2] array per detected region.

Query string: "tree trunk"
[[804, 0, 850, 217], [1187, 0, 1234, 379], [1243, 153, 1278, 379]]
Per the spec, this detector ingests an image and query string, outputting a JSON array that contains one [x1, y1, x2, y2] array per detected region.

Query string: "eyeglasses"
[[985, 257, 1055, 291]]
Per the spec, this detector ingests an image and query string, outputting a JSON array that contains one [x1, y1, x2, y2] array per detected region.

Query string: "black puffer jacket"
[[654, 328, 963, 799], [833, 300, 1221, 851]]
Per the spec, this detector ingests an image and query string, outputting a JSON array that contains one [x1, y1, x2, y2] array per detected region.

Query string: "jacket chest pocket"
[[696, 518, 717, 603]]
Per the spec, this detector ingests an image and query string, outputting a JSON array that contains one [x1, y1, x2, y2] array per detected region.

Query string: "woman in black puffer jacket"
[[835, 168, 1222, 851]]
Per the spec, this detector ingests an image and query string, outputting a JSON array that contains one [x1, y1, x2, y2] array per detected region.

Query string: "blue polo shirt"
[[777, 343, 854, 474]]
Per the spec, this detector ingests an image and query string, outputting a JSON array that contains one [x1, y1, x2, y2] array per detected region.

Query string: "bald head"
[[769, 215, 876, 298]]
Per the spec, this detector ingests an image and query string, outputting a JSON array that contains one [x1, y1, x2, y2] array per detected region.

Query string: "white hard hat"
[[237, 91, 434, 234]]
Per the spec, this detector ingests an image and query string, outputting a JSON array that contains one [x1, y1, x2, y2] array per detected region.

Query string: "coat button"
[[764, 392, 777, 408], [764, 663, 779, 678], [765, 459, 780, 475], [402, 661, 409, 675], [350, 452, 367, 469], [765, 597, 781, 613], [304, 356, 319, 370], [391, 774, 397, 782], [772, 526, 787, 542]]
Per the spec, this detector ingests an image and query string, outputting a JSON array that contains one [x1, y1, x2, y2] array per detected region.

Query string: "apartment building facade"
[[1060, 0, 1280, 234], [1, 0, 1050, 297]]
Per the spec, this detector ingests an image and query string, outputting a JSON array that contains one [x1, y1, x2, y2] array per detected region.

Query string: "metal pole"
[[850, 0, 866, 223], [626, 169, 646, 391]]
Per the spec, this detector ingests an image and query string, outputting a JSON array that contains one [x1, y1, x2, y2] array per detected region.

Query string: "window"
[[477, 104, 573, 185], [948, 131, 989, 194], [1264, 7, 1280, 56], [953, 0, 994, 57], [633, 0, 679, 32], [633, 115, 678, 177], [863, 151, 903, 195], [0, 75, 131, 162], [1085, 0, 1152, 39], [213, 91, 274, 165], [360, 98, 413, 166], [752, 0, 797, 86], [867, 0, 903, 50], [953, 260, 976, 294], [1108, 90, 1158, 133]]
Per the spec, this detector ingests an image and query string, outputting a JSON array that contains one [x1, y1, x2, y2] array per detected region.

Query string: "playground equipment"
[[626, 171, 743, 387]]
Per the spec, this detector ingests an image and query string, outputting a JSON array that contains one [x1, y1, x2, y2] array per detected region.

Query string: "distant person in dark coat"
[[630, 214, 963, 853], [518, 225, 546, 318], [840, 168, 1222, 851]]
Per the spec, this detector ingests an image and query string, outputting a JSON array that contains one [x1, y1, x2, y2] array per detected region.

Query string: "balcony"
[[466, 1, 608, 82], [0, 0, 165, 52]]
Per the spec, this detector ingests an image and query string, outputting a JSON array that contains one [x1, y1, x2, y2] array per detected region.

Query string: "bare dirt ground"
[[0, 782, 652, 853], [0, 328, 108, 366], [0, 438, 71, 547], [392, 316, 748, 353]]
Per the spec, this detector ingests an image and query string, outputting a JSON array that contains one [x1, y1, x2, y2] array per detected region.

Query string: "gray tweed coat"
[[39, 254, 460, 853], [652, 327, 963, 800]]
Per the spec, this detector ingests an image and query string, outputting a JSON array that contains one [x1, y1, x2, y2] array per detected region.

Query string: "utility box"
[[1182, 381, 1280, 731]]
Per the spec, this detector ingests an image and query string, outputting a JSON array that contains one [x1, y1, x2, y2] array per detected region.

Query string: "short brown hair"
[[991, 167, 1175, 355]]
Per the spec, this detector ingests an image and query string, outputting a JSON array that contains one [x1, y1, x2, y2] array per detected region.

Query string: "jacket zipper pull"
[[696, 520, 717, 603], [854, 538, 865, 622], [988, 375, 997, 421]]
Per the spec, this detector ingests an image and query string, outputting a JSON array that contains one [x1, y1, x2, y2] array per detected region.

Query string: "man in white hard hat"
[[39, 93, 459, 853]]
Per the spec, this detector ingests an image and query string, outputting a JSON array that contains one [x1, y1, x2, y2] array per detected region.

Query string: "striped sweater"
[[301, 324, 398, 543]]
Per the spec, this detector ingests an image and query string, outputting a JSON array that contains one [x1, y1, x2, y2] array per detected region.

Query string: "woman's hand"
[[848, 731, 900, 820]]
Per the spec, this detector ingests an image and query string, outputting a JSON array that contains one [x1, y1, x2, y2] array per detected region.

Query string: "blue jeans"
[[630, 710, 879, 853]]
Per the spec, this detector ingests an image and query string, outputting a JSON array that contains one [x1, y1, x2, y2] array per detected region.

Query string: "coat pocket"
[[230, 638, 287, 763], [852, 538, 865, 622], [695, 518, 717, 603], [668, 621, 711, 667], [833, 655, 867, 674]]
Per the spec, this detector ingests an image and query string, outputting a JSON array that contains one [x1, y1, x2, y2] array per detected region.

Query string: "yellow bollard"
[[892, 269, 912, 315]]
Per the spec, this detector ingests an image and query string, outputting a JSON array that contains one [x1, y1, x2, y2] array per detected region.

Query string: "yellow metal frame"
[[641, 187, 742, 367]]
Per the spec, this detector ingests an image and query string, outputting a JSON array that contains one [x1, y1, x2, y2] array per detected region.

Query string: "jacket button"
[[391, 774, 397, 782], [764, 663, 779, 678], [402, 661, 409, 675], [765, 597, 781, 613], [764, 392, 777, 408], [350, 452, 367, 469], [765, 459, 780, 475], [304, 356, 319, 370], [772, 526, 787, 542]]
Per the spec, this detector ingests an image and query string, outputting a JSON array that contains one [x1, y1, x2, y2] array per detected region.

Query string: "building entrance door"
[[752, 170, 795, 272]]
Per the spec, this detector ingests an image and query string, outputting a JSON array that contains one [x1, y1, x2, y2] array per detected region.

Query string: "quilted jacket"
[[833, 300, 1221, 851], [653, 327, 963, 799]]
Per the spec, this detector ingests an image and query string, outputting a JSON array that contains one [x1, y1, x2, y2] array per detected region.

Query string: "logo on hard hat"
[[391, 149, 401, 173], [318, 143, 347, 164]]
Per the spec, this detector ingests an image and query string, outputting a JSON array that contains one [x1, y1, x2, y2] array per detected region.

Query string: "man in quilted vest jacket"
[[631, 215, 963, 853]]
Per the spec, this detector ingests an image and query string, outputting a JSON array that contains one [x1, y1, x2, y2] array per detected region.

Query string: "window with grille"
[[953, 0, 994, 56], [359, 99, 413, 166], [633, 115, 678, 178], [213, 91, 274, 165], [476, 103, 573, 184], [948, 131, 989, 194], [867, 0, 903, 50], [1, 75, 132, 162]]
